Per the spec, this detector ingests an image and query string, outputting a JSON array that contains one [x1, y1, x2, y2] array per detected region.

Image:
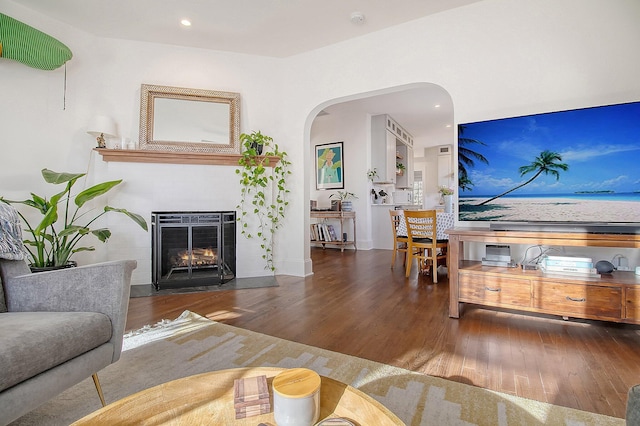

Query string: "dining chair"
[[403, 209, 448, 282], [389, 210, 408, 268]]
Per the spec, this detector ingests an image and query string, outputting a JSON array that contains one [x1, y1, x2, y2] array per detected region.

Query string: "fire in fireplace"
[[151, 211, 236, 290]]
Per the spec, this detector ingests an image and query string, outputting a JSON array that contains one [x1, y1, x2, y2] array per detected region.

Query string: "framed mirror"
[[139, 84, 240, 153]]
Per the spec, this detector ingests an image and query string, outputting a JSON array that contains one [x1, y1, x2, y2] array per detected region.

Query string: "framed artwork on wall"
[[315, 142, 344, 190]]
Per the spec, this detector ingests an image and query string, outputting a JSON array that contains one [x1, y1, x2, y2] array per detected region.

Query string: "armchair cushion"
[[3, 260, 135, 362], [0, 311, 112, 392]]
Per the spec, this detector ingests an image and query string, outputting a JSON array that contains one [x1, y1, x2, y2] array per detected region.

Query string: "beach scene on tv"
[[458, 101, 640, 224]]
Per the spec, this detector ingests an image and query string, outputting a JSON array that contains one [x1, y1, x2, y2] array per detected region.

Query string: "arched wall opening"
[[302, 82, 455, 276]]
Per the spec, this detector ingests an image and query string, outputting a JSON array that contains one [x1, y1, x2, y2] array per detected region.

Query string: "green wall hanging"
[[0, 13, 72, 70]]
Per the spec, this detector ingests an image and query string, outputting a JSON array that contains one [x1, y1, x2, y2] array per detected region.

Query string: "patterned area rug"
[[12, 311, 624, 425]]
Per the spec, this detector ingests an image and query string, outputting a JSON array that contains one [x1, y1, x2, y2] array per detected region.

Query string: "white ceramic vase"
[[444, 195, 453, 213]]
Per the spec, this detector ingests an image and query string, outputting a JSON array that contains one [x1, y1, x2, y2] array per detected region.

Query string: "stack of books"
[[540, 255, 600, 278], [310, 223, 339, 242], [233, 375, 270, 419]]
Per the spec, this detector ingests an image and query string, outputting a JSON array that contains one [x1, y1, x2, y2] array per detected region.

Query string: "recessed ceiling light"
[[434, 104, 441, 108], [350, 12, 365, 25], [445, 124, 452, 128], [181, 19, 192, 27]]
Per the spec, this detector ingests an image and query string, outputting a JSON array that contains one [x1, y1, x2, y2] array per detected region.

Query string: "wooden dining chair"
[[389, 210, 409, 268], [403, 209, 448, 282]]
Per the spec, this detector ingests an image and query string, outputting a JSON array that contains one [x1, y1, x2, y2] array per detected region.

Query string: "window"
[[413, 171, 423, 206]]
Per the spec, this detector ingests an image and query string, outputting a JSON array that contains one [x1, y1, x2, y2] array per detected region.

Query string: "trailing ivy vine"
[[236, 131, 292, 271]]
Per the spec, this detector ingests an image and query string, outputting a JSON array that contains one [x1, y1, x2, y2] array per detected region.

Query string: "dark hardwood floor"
[[126, 247, 640, 419]]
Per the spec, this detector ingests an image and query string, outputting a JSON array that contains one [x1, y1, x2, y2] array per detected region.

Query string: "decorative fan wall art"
[[0, 13, 72, 70]]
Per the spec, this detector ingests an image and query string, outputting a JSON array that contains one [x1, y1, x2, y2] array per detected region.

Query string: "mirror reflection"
[[139, 84, 240, 153]]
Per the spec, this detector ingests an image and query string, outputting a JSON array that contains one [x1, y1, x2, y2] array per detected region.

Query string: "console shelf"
[[310, 211, 357, 252], [447, 228, 640, 324]]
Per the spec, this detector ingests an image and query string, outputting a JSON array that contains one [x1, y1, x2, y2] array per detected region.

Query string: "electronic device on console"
[[481, 244, 518, 267]]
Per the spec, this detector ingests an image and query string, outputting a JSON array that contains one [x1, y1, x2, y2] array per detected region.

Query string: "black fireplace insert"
[[151, 211, 236, 290]]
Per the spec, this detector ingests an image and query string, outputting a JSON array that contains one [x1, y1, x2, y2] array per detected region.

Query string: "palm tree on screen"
[[458, 125, 488, 191], [478, 150, 569, 205], [458, 174, 474, 192]]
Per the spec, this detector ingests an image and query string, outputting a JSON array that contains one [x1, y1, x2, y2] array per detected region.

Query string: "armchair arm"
[[4, 260, 137, 362]]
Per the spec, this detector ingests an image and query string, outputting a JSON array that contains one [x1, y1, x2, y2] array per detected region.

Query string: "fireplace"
[[151, 211, 236, 290]]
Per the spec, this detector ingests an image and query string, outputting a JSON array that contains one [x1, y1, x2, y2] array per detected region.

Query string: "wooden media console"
[[447, 228, 640, 324]]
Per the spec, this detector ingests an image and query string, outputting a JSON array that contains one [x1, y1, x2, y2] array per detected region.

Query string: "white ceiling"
[[12, 0, 481, 58], [321, 86, 455, 154], [11, 0, 471, 152]]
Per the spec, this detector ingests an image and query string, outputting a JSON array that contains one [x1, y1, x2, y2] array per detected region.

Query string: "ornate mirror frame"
[[139, 84, 241, 153]]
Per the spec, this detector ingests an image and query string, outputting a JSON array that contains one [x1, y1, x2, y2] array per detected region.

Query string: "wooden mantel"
[[94, 149, 280, 166]]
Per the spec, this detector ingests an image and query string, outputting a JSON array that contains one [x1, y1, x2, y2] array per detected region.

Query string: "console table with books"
[[310, 211, 357, 252], [447, 228, 640, 324]]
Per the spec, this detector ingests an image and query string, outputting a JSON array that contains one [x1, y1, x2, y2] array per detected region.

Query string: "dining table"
[[396, 211, 455, 240]]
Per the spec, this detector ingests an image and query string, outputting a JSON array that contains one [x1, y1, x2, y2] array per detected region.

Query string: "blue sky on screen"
[[460, 102, 640, 196]]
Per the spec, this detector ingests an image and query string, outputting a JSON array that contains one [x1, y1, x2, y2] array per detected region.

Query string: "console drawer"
[[532, 282, 621, 320], [459, 274, 531, 308], [625, 287, 640, 321]]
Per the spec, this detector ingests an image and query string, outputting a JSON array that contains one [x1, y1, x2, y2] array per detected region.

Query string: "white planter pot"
[[444, 195, 453, 213]]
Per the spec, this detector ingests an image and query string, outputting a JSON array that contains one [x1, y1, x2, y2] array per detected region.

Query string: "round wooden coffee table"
[[72, 367, 403, 425]]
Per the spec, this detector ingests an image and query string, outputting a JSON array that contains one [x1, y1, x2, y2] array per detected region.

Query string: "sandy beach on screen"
[[459, 197, 640, 222]]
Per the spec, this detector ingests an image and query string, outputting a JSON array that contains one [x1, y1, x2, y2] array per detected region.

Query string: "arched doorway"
[[303, 83, 455, 274]]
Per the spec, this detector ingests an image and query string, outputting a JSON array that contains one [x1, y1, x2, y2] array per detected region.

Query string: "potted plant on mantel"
[[0, 168, 148, 271], [329, 191, 358, 212], [236, 131, 292, 271], [239, 130, 271, 155]]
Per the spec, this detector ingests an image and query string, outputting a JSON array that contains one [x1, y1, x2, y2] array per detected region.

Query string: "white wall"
[[2, 0, 640, 280], [282, 0, 640, 268], [310, 110, 373, 249], [0, 0, 285, 283]]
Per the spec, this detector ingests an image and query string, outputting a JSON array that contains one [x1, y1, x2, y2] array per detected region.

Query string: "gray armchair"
[[0, 203, 136, 425]]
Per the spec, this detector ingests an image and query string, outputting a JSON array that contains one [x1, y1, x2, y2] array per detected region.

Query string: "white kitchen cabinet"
[[395, 143, 413, 189], [437, 145, 453, 188], [372, 115, 396, 183], [371, 114, 414, 185]]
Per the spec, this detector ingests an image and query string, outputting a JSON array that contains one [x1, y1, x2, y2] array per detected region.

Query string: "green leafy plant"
[[0, 168, 148, 268], [329, 191, 358, 201], [396, 162, 406, 171], [236, 131, 292, 271], [239, 130, 271, 155], [438, 185, 454, 196]]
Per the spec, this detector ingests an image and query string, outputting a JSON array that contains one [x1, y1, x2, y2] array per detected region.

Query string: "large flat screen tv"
[[458, 100, 640, 233]]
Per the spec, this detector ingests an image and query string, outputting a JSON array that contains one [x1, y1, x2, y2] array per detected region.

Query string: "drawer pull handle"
[[566, 296, 586, 302], [485, 286, 501, 292]]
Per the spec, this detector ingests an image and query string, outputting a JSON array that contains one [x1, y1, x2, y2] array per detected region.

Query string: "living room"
[[1, 0, 640, 423], [2, 0, 638, 283]]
